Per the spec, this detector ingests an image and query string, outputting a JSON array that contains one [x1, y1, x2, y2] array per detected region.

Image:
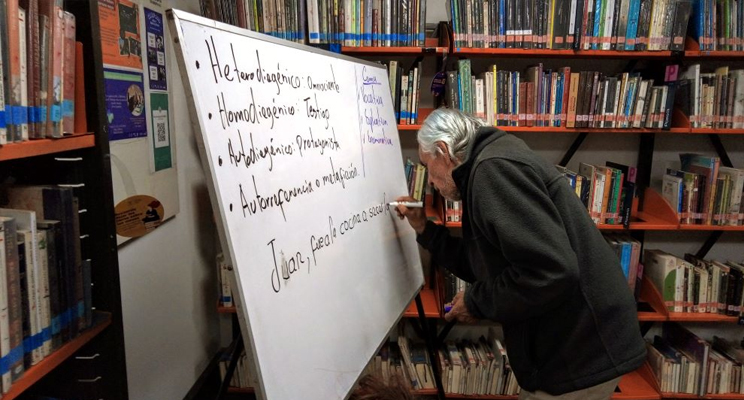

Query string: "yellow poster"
[[114, 195, 165, 238], [98, 0, 143, 69]]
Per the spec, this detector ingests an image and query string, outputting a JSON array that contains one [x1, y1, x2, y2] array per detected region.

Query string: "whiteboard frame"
[[166, 9, 422, 399]]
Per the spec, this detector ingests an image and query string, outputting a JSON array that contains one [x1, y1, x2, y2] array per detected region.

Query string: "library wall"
[[116, 1, 223, 399]]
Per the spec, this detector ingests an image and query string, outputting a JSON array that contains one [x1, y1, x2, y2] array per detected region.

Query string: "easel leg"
[[415, 293, 445, 400], [216, 335, 245, 400]]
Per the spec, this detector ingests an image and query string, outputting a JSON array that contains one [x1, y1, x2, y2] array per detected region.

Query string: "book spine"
[[0, 220, 13, 391], [48, 3, 63, 138], [18, 6, 28, 141], [62, 12, 75, 134], [4, 221, 24, 382]]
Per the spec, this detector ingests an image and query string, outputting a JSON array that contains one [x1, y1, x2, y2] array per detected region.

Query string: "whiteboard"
[[166, 10, 424, 400]]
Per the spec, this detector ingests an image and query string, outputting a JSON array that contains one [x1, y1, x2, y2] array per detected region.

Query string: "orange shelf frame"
[[0, 134, 95, 161], [3, 311, 112, 400], [641, 273, 742, 323], [688, 128, 744, 135], [444, 394, 518, 399], [343, 46, 447, 55], [614, 363, 662, 400], [217, 300, 237, 313], [677, 224, 744, 232], [414, 389, 440, 396], [342, 38, 445, 55], [403, 286, 442, 318], [638, 276, 669, 322], [398, 108, 433, 131], [683, 37, 744, 59], [453, 48, 672, 58]]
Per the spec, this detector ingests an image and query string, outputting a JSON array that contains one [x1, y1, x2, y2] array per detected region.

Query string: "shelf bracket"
[[695, 231, 724, 259], [415, 294, 445, 400], [636, 133, 656, 209], [216, 335, 244, 400], [558, 132, 588, 167], [709, 134, 734, 168]]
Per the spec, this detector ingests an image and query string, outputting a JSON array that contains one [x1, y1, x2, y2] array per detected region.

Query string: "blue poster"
[[144, 8, 167, 90], [104, 69, 147, 141]]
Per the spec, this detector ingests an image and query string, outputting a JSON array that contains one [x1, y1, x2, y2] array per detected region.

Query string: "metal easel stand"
[[216, 333, 245, 400]]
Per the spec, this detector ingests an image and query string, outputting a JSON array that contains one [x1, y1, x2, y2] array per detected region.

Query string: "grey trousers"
[[518, 377, 622, 400]]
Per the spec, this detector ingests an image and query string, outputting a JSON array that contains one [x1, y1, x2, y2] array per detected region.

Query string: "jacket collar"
[[451, 127, 506, 196]]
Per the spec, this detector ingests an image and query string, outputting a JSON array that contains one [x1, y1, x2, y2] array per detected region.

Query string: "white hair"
[[417, 108, 488, 162]]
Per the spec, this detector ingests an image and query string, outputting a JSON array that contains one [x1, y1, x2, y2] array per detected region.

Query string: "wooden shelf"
[[641, 273, 742, 323], [501, 127, 688, 134], [683, 37, 744, 59], [415, 389, 440, 396], [638, 276, 669, 322], [3, 311, 112, 400], [453, 48, 672, 58], [398, 108, 433, 131], [0, 134, 95, 161], [404, 286, 441, 319], [613, 364, 662, 400], [677, 224, 744, 232], [667, 312, 740, 323], [342, 39, 446, 55], [343, 46, 446, 55], [660, 392, 744, 399], [688, 128, 744, 135], [218, 301, 237, 314], [444, 394, 518, 399], [227, 387, 255, 393]]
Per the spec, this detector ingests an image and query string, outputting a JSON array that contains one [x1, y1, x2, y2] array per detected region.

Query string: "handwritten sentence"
[[237, 157, 359, 221], [267, 193, 391, 293]]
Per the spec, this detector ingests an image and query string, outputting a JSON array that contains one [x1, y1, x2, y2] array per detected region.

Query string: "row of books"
[[556, 161, 636, 227], [677, 65, 744, 129], [0, 1, 78, 144], [447, 61, 681, 130], [0, 185, 91, 395], [385, 61, 423, 125], [404, 159, 427, 202], [663, 165, 744, 227], [691, 0, 744, 51], [645, 249, 744, 316], [449, 0, 693, 51], [199, 0, 428, 47], [363, 336, 436, 390], [646, 323, 744, 395], [435, 332, 520, 396], [363, 332, 521, 396], [605, 234, 643, 300], [216, 253, 233, 308]]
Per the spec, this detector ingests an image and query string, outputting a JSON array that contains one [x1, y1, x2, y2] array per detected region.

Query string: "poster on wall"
[[150, 92, 172, 171], [144, 8, 167, 90], [98, 0, 180, 245], [104, 69, 148, 141], [98, 0, 143, 70]]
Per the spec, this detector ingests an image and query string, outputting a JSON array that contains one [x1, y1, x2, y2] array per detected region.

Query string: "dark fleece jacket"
[[417, 127, 646, 394]]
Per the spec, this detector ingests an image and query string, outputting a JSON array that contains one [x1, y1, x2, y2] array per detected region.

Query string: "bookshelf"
[[2, 312, 112, 400], [201, 2, 744, 399], [453, 48, 673, 59], [0, 134, 95, 161], [0, 0, 129, 398]]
